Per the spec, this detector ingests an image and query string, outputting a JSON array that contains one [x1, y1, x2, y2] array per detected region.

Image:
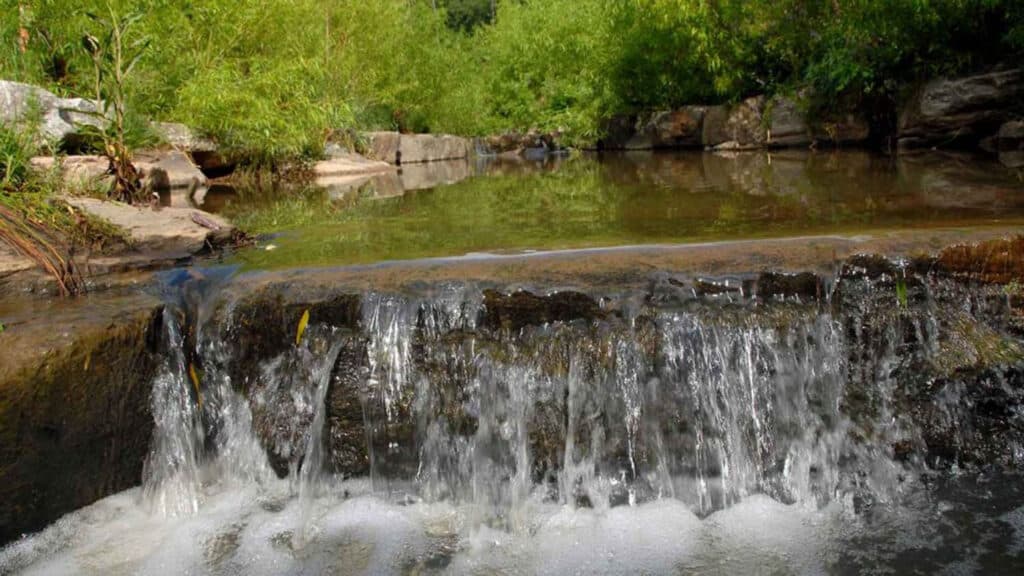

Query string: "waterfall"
[[141, 308, 204, 517], [294, 341, 343, 549], [131, 274, 983, 539]]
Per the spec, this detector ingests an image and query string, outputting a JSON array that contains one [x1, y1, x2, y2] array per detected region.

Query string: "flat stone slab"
[[33, 151, 207, 191], [65, 197, 233, 256], [0, 243, 34, 278], [313, 154, 396, 178]]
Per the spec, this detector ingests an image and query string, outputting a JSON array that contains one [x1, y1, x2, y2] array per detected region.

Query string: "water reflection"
[[213, 150, 1024, 269]]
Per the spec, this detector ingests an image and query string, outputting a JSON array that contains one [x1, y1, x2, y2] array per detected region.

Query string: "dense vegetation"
[[2, 0, 1022, 161]]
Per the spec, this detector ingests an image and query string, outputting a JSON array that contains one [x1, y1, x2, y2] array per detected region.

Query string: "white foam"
[[2, 477, 860, 575]]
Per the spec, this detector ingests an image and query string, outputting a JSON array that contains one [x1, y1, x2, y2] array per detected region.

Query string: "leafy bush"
[[3, 0, 1022, 159], [0, 123, 36, 189]]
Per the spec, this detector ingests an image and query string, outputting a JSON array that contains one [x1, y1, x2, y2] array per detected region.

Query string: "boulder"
[[898, 68, 1024, 151], [815, 113, 871, 144], [364, 131, 402, 164], [150, 122, 233, 176], [0, 80, 105, 144], [477, 131, 567, 156], [1000, 151, 1024, 169], [599, 108, 704, 150], [313, 154, 395, 178], [703, 97, 767, 149], [767, 96, 811, 147], [399, 133, 471, 164], [135, 149, 208, 190], [30, 155, 109, 190], [32, 151, 207, 191]]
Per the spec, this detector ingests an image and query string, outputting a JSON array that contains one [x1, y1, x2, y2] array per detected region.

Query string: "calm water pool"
[[210, 150, 1024, 270]]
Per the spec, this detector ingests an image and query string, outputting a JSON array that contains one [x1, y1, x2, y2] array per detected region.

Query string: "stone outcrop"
[[475, 131, 568, 158], [898, 68, 1024, 151], [600, 108, 706, 150], [399, 133, 471, 164], [313, 153, 396, 178], [151, 122, 233, 176], [0, 297, 162, 544], [135, 149, 208, 189], [601, 95, 870, 151], [31, 150, 208, 191], [65, 197, 235, 256], [703, 96, 767, 149], [362, 132, 471, 165], [0, 80, 105, 144]]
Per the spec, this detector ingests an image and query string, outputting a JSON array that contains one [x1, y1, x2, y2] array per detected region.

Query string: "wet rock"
[[0, 80, 105, 144], [840, 254, 898, 280], [0, 298, 162, 545], [326, 340, 370, 476], [64, 197, 235, 257], [755, 271, 824, 300], [908, 363, 1024, 468], [224, 290, 362, 392], [999, 120, 1024, 149], [481, 289, 606, 331], [898, 68, 1024, 151]]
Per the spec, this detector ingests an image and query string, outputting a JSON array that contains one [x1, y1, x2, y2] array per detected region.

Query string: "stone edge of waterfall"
[[0, 297, 165, 545], [0, 234, 1022, 547]]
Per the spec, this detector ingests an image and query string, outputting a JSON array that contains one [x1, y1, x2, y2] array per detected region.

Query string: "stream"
[[2, 150, 1024, 574]]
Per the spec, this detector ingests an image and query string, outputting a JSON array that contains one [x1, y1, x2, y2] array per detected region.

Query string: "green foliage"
[[441, 0, 494, 32], [0, 123, 36, 190], [3, 0, 1023, 159]]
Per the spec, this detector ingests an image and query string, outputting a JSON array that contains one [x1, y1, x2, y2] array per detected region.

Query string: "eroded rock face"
[[703, 97, 768, 149], [0, 298, 163, 544], [601, 108, 706, 150], [898, 68, 1024, 151]]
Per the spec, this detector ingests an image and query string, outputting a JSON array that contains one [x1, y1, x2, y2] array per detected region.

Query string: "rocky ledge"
[[3, 232, 1021, 545]]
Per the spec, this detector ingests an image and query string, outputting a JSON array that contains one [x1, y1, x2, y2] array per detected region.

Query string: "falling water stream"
[[3, 265, 1024, 575]]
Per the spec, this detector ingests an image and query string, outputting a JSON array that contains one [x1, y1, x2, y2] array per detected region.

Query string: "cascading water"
[[140, 307, 205, 518], [5, 268, 1024, 575]]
